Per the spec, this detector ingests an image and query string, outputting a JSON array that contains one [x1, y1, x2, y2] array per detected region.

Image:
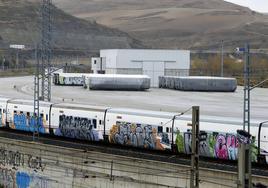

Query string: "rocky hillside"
[[0, 0, 143, 52], [54, 0, 268, 50]]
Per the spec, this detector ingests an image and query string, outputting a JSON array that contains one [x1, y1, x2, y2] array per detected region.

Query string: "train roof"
[[7, 98, 52, 107], [56, 73, 91, 77], [85, 74, 150, 78], [0, 97, 262, 127], [108, 107, 261, 127], [0, 97, 11, 103], [53, 102, 108, 112]]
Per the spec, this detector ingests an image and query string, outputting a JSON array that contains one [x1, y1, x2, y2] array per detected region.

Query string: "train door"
[[260, 126, 268, 155], [0, 108, 2, 127], [5, 107, 12, 128]]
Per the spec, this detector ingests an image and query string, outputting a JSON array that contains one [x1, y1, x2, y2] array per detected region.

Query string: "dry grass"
[[53, 0, 268, 49]]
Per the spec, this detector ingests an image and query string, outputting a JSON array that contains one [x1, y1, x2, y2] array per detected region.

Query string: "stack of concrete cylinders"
[[159, 76, 237, 92], [85, 74, 151, 90]]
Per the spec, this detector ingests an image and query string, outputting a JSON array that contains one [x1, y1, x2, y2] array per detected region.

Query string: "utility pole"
[[237, 130, 252, 188], [40, 0, 52, 102], [239, 44, 252, 188], [221, 40, 224, 77], [33, 0, 52, 140], [190, 106, 199, 188], [33, 45, 40, 141], [243, 43, 250, 134]]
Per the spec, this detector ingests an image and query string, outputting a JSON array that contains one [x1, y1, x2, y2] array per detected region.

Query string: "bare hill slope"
[[0, 0, 143, 52], [54, 0, 268, 50]]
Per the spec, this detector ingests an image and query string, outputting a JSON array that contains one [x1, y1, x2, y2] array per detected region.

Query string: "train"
[[0, 97, 267, 163]]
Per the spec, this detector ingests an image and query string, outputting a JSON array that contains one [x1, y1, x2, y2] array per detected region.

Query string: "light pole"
[[235, 44, 268, 188], [236, 44, 250, 133], [221, 40, 224, 77]]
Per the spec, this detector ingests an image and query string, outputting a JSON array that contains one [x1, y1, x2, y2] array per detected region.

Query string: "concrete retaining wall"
[[0, 137, 266, 188]]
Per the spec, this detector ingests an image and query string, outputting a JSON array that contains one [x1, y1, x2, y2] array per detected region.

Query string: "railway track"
[[0, 128, 267, 177]]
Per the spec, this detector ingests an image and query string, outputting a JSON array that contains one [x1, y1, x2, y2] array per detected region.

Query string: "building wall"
[[100, 49, 190, 87], [100, 49, 118, 69]]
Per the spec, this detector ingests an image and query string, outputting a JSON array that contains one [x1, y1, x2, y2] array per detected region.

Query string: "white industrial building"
[[92, 49, 190, 87]]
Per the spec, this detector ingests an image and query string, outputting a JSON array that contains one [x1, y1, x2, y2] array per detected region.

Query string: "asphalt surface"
[[0, 76, 267, 121]]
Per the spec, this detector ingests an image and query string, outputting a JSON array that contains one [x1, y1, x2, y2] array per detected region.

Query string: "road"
[[0, 76, 267, 121]]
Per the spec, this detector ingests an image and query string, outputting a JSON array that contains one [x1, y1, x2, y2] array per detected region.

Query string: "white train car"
[[53, 73, 91, 86], [5, 99, 52, 133], [50, 103, 106, 141], [0, 97, 10, 127], [0, 97, 267, 163], [105, 107, 268, 162]]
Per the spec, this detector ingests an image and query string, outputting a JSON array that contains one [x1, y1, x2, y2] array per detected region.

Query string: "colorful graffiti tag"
[[16, 172, 50, 188], [0, 170, 50, 188], [13, 113, 46, 133], [109, 121, 170, 150], [0, 148, 48, 188], [55, 115, 99, 141], [176, 130, 259, 162]]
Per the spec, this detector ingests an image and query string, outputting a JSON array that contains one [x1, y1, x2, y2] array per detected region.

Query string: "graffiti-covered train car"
[[0, 97, 267, 164], [50, 103, 106, 141], [53, 73, 90, 86], [6, 99, 51, 133], [0, 97, 9, 127]]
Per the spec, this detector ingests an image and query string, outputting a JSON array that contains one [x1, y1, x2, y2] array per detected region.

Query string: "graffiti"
[[0, 149, 44, 171], [13, 113, 46, 133], [215, 134, 229, 159], [109, 121, 170, 150], [59, 76, 84, 86], [16, 172, 30, 188], [29, 175, 50, 188], [0, 168, 15, 188], [55, 115, 99, 141], [28, 156, 44, 171], [175, 130, 260, 161], [0, 169, 50, 188], [199, 131, 211, 157], [16, 171, 50, 188]]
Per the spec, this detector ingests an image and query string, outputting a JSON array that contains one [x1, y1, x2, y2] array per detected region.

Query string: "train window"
[[93, 119, 97, 126], [166, 127, 169, 133], [46, 114, 48, 121], [158, 126, 163, 133]]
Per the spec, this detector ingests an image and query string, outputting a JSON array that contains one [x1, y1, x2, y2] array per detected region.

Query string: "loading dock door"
[[142, 61, 164, 87], [153, 62, 164, 87]]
